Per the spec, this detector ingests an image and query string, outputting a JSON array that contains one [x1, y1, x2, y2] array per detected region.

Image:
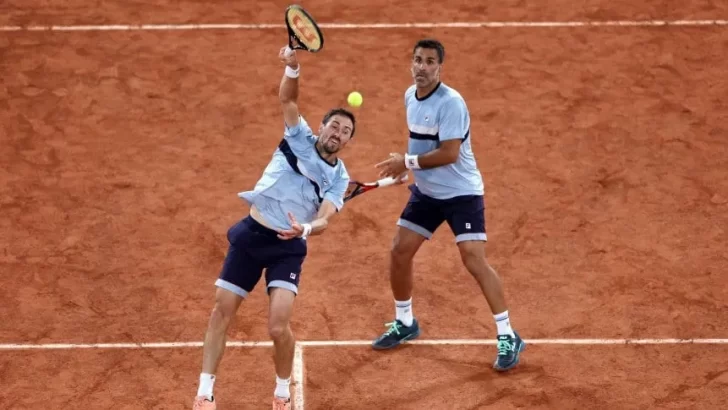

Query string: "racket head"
[[344, 180, 377, 202], [285, 5, 324, 52]]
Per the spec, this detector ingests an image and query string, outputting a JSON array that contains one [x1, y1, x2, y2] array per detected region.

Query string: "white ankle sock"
[[494, 310, 515, 337], [395, 298, 414, 327], [274, 376, 291, 399], [197, 373, 215, 399]]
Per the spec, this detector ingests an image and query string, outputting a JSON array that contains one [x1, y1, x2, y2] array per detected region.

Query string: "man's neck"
[[315, 140, 337, 165], [416, 81, 440, 99]]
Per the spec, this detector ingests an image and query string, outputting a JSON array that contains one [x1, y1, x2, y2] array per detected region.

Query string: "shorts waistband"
[[243, 215, 280, 238], [409, 184, 483, 203]]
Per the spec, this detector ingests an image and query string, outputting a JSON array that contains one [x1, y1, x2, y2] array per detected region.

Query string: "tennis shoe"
[[273, 397, 292, 410], [192, 395, 216, 410], [372, 319, 421, 350], [493, 331, 525, 371]]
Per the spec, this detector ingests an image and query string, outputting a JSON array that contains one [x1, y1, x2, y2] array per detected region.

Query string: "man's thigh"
[[215, 244, 265, 299], [396, 185, 446, 240], [264, 238, 307, 296], [444, 194, 487, 243]]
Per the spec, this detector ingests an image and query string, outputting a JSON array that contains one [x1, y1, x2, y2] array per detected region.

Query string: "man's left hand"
[[277, 212, 304, 240], [375, 153, 407, 179]]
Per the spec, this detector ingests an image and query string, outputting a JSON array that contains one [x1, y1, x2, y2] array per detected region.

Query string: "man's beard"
[[323, 139, 339, 154]]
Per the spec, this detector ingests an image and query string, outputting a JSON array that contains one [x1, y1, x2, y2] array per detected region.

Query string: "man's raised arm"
[[278, 46, 301, 128]]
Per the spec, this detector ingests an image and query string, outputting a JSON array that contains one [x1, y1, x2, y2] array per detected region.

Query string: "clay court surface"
[[2, 1, 728, 409]]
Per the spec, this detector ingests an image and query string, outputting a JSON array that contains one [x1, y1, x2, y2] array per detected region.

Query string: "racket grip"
[[379, 174, 409, 187], [284, 46, 294, 56]]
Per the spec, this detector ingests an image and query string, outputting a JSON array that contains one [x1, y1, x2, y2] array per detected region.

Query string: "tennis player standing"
[[372, 38, 525, 371]]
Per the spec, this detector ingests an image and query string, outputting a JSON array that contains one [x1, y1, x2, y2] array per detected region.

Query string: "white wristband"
[[404, 154, 421, 170], [285, 65, 300, 78], [300, 223, 312, 238]]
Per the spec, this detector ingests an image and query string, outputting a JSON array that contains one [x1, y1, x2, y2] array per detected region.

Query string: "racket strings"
[[286, 9, 322, 50]]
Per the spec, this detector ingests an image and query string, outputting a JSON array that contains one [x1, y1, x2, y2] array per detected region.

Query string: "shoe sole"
[[493, 339, 526, 372], [371, 327, 421, 351]]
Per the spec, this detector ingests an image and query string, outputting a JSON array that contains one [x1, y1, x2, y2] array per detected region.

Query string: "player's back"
[[405, 82, 484, 200]]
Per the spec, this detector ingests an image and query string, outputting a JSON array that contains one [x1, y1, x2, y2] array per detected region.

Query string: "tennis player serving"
[[192, 44, 356, 409]]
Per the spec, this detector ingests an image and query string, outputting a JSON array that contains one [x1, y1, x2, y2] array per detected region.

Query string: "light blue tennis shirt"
[[405, 82, 484, 199], [238, 115, 350, 231]]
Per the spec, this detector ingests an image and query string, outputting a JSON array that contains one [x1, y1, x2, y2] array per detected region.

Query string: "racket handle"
[[378, 174, 409, 187], [284, 46, 294, 56]]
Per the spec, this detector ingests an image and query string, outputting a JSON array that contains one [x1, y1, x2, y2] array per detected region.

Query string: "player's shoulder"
[[335, 157, 350, 179], [404, 84, 417, 102], [438, 82, 466, 102], [324, 157, 349, 188], [436, 83, 469, 113], [285, 114, 314, 136]]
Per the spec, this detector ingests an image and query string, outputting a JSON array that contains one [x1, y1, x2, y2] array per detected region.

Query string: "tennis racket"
[[284, 5, 324, 53], [344, 175, 409, 203]]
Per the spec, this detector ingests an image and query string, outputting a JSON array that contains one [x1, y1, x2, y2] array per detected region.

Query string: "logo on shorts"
[[290, 273, 297, 279], [465, 223, 471, 230]]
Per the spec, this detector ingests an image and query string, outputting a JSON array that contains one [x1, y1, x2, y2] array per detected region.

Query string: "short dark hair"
[[413, 38, 445, 63], [322, 108, 356, 138]]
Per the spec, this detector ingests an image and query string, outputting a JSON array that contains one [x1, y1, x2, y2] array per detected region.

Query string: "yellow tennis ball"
[[347, 91, 363, 108]]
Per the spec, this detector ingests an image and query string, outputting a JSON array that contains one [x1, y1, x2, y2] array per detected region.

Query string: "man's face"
[[319, 114, 353, 154], [411, 47, 441, 88]]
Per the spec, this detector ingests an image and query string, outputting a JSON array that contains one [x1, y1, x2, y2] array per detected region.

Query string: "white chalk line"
[[294, 343, 305, 410], [1, 19, 728, 32], [1, 338, 727, 350]]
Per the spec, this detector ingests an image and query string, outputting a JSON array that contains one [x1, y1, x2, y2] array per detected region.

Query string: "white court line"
[[1, 338, 727, 350], [300, 338, 728, 346], [1, 19, 728, 32], [294, 343, 305, 410], [0, 341, 270, 350]]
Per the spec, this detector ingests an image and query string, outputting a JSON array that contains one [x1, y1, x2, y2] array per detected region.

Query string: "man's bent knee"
[[268, 322, 290, 341], [268, 287, 296, 341], [457, 241, 487, 269], [210, 287, 243, 326], [391, 227, 426, 261]]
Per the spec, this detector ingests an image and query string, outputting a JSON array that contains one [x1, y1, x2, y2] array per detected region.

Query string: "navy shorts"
[[215, 216, 307, 298], [397, 184, 487, 243]]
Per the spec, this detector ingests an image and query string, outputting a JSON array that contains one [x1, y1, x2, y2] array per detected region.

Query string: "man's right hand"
[[279, 46, 299, 69], [394, 171, 410, 184]]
